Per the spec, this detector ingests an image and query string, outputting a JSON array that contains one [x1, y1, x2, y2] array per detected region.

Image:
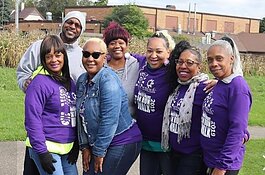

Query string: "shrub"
[[1, 31, 265, 76], [0, 30, 46, 67]]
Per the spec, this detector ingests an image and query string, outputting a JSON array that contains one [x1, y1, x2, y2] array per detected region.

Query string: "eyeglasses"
[[175, 59, 199, 67], [82, 51, 104, 59]]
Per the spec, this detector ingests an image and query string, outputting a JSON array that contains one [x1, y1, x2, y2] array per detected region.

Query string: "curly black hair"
[[166, 40, 192, 92]]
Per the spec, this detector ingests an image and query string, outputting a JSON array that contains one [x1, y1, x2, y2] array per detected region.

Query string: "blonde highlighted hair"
[[83, 38, 107, 54], [150, 30, 176, 51]]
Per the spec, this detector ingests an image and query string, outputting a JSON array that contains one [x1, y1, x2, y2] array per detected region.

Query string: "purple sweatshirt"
[[170, 82, 207, 154], [25, 75, 76, 154], [201, 76, 252, 170], [134, 60, 172, 142]]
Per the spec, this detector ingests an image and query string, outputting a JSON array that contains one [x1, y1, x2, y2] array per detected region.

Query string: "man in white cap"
[[17, 10, 86, 91], [17, 10, 86, 175]]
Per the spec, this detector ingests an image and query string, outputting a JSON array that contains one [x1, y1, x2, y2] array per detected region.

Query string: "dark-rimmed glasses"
[[82, 51, 104, 59], [175, 59, 199, 67]]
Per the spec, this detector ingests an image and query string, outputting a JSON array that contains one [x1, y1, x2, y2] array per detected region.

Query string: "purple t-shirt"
[[110, 122, 142, 146], [134, 60, 172, 142], [25, 75, 76, 154], [201, 76, 252, 170], [170, 82, 207, 154]]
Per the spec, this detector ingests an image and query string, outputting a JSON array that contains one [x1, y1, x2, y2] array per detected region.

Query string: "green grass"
[[0, 67, 25, 141], [239, 139, 265, 175], [245, 76, 265, 126]]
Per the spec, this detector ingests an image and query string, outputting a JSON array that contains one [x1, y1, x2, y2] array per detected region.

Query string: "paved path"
[[247, 126, 265, 139], [0, 126, 264, 175], [0, 142, 139, 175]]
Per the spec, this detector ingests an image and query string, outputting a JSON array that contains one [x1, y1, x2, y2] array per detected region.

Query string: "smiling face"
[[207, 45, 234, 79], [146, 37, 170, 69], [45, 47, 64, 75], [61, 17, 82, 44], [82, 40, 106, 79], [107, 39, 128, 60], [176, 50, 201, 82]]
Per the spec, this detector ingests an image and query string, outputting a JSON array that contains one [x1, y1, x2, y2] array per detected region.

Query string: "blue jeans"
[[84, 141, 141, 175], [28, 148, 78, 175], [140, 149, 173, 175], [171, 150, 207, 175]]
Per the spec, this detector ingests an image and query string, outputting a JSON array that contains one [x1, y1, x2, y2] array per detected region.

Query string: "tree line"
[[3, 0, 107, 21], [0, 1, 151, 38]]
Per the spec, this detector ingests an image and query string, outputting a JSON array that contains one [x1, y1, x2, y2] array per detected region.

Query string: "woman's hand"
[[242, 133, 249, 144], [203, 79, 217, 93], [82, 148, 91, 172], [23, 78, 32, 92], [211, 168, 226, 175], [94, 156, 104, 173]]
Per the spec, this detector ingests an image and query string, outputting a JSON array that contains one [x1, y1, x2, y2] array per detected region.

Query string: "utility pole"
[[1, 0, 4, 27], [15, 0, 20, 33], [193, 3, 197, 35], [187, 2, 191, 34]]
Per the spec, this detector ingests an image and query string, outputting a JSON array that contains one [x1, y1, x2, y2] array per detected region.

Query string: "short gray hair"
[[208, 39, 243, 76]]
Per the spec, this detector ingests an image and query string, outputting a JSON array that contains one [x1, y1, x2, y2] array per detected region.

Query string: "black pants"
[[171, 150, 207, 175], [23, 147, 40, 175]]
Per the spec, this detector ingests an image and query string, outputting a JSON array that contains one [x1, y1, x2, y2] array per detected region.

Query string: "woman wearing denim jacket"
[[76, 38, 142, 175]]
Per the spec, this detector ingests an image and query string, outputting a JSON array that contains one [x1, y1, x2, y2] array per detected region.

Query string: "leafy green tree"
[[103, 4, 151, 37], [23, 0, 36, 7], [259, 17, 265, 33], [12, 0, 39, 8], [94, 0, 108, 6], [35, 0, 77, 21], [78, 0, 108, 6], [0, 0, 12, 26], [78, 0, 93, 6], [20, 0, 108, 20]]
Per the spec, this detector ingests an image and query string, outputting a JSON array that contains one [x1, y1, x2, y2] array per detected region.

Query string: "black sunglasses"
[[82, 51, 104, 59]]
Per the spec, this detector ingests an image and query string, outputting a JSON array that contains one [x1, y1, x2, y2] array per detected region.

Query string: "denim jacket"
[[76, 65, 135, 157]]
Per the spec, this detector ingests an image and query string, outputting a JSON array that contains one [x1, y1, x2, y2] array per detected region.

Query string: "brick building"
[[65, 5, 260, 34], [5, 5, 260, 34]]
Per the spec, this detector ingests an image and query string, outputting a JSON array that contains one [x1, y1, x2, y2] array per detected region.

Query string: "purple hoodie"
[[201, 76, 252, 170], [25, 74, 76, 154], [170, 82, 207, 154], [134, 59, 172, 142]]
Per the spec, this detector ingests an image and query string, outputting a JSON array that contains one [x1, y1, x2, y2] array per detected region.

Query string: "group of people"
[[17, 10, 252, 175]]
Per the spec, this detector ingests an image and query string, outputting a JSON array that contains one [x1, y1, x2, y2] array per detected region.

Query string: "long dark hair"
[[40, 35, 71, 91], [168, 40, 192, 92]]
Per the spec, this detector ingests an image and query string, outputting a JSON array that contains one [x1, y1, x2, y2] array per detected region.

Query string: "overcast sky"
[[108, 0, 265, 19]]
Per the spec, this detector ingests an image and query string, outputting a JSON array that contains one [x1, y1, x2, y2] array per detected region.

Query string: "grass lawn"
[[0, 67, 25, 140], [239, 139, 265, 175], [245, 76, 265, 126]]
